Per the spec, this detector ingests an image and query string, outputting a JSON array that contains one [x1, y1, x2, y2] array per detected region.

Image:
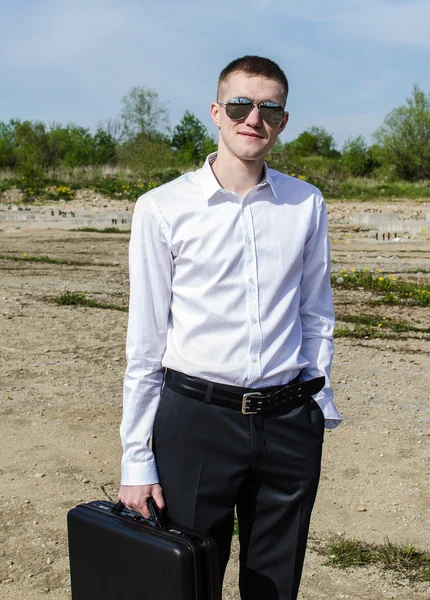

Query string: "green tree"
[[13, 121, 51, 179], [120, 86, 169, 139], [118, 132, 177, 178], [44, 124, 117, 168], [288, 126, 340, 158], [0, 119, 19, 169], [341, 135, 374, 176], [47, 124, 95, 167], [171, 111, 216, 164], [373, 84, 430, 180], [92, 127, 117, 165]]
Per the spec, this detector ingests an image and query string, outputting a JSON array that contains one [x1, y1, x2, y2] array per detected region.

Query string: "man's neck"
[[211, 149, 266, 199]]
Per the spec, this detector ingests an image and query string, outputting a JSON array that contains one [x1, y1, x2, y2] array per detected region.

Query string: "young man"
[[119, 55, 341, 600]]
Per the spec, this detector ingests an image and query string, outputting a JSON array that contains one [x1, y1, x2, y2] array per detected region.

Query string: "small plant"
[[0, 254, 112, 267], [85, 178, 159, 200], [337, 313, 430, 335], [233, 517, 239, 535], [332, 268, 430, 306], [376, 540, 429, 576], [54, 185, 73, 200], [314, 535, 430, 582], [322, 536, 373, 568], [55, 291, 91, 306], [54, 291, 127, 312], [72, 227, 130, 234], [1, 254, 76, 265]]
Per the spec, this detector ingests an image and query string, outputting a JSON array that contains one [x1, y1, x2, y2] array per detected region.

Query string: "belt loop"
[[205, 382, 214, 404]]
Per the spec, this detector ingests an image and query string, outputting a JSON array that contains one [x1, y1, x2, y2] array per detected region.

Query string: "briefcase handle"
[[112, 498, 167, 528]]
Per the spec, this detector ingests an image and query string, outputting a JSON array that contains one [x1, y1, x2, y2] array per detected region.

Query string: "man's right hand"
[[118, 484, 165, 519]]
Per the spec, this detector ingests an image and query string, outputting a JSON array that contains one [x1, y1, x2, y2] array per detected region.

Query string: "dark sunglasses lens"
[[260, 105, 284, 126], [225, 101, 253, 121]]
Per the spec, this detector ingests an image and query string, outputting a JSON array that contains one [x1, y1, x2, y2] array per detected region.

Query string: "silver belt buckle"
[[241, 392, 263, 415]]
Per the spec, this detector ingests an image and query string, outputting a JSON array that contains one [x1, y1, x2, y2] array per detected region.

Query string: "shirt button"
[[251, 317, 257, 324], [246, 237, 252, 245], [249, 277, 255, 285], [251, 357, 257, 363]]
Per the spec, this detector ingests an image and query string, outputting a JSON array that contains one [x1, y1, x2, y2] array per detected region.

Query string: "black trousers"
[[152, 378, 325, 600]]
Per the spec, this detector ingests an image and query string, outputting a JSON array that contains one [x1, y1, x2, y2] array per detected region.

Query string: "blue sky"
[[1, 0, 429, 148]]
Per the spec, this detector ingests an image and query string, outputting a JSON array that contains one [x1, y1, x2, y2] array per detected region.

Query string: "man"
[[119, 55, 341, 600]]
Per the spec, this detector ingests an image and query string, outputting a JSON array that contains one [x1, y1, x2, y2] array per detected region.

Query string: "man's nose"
[[245, 105, 262, 126]]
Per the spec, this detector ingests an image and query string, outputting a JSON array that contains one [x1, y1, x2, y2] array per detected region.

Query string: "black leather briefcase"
[[67, 499, 220, 600]]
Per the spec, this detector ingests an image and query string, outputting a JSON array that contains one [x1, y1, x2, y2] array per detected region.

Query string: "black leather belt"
[[164, 369, 325, 415]]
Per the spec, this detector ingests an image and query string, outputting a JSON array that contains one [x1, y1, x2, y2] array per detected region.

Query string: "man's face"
[[210, 71, 289, 163]]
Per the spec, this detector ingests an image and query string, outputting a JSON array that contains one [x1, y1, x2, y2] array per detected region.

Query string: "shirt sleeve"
[[120, 194, 173, 485], [299, 194, 342, 428]]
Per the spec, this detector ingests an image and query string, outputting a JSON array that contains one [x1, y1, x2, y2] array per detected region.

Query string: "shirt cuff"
[[121, 459, 159, 486], [313, 393, 342, 429], [324, 418, 342, 430]]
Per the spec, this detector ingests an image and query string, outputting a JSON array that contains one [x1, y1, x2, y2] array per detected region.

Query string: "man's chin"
[[234, 144, 267, 161], [238, 150, 267, 163]]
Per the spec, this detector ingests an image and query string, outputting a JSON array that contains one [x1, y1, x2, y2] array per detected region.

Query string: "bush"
[[341, 136, 375, 176], [287, 126, 340, 158], [0, 120, 18, 169], [118, 132, 179, 177]]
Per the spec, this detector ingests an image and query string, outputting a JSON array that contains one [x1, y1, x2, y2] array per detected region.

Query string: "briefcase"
[[67, 499, 221, 600]]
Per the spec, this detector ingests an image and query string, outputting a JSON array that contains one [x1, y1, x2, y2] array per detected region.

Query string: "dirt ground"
[[0, 197, 429, 600]]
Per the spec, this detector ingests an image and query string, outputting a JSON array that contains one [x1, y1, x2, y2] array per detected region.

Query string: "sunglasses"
[[218, 97, 286, 127]]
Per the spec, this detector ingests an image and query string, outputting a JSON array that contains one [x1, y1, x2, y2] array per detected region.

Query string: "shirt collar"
[[200, 152, 278, 202]]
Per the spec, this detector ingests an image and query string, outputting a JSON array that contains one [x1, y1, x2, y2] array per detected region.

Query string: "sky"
[[1, 0, 429, 148]]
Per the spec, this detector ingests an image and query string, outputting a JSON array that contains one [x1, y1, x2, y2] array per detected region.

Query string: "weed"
[[55, 291, 89, 306], [54, 291, 127, 312], [376, 540, 430, 578], [71, 227, 130, 234], [337, 313, 430, 334], [2, 163, 430, 202], [314, 535, 430, 582], [0, 254, 114, 267], [334, 326, 390, 340], [233, 518, 239, 535], [1, 254, 76, 265], [332, 269, 430, 305], [0, 172, 162, 202]]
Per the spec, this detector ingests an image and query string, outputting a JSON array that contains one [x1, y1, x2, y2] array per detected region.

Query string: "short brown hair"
[[217, 55, 289, 105]]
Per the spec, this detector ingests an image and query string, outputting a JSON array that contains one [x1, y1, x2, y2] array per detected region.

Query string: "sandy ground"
[[0, 197, 429, 599]]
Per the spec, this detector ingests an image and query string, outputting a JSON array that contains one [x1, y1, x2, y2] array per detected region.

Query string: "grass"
[[54, 291, 127, 312], [2, 164, 430, 201], [332, 269, 430, 306], [71, 227, 130, 234], [395, 249, 430, 253], [330, 177, 430, 201], [314, 535, 430, 582], [337, 313, 430, 334], [334, 327, 391, 340], [1, 254, 83, 266], [0, 254, 114, 267], [0, 165, 182, 202]]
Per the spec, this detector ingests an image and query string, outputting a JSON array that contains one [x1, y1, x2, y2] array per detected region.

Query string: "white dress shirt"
[[120, 153, 341, 486]]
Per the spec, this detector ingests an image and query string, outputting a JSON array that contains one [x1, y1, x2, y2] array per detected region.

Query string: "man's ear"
[[210, 102, 221, 128]]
